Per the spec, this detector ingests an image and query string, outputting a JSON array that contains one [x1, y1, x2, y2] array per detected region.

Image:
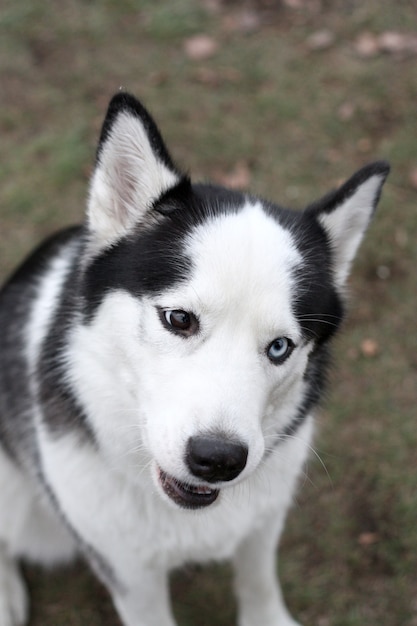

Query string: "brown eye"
[[165, 310, 191, 330], [159, 309, 199, 336]]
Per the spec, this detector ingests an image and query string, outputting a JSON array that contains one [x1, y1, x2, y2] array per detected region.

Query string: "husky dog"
[[0, 92, 389, 626]]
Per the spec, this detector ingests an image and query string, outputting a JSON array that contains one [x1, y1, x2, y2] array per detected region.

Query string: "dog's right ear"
[[87, 92, 182, 249]]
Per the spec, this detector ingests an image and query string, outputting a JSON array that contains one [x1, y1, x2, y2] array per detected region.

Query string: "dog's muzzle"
[[157, 435, 248, 509]]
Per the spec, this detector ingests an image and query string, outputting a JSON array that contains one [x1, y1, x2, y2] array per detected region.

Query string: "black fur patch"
[[82, 182, 248, 319], [36, 238, 97, 441], [281, 344, 331, 440], [0, 227, 86, 462], [291, 212, 345, 345], [306, 160, 390, 220]]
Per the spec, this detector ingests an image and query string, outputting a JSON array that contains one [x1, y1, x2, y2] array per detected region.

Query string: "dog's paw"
[[0, 550, 28, 626]]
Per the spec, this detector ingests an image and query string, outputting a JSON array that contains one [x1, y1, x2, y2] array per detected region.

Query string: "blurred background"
[[0, 1, 416, 625]]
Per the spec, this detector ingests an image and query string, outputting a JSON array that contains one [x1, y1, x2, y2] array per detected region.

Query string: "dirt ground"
[[1, 1, 416, 625]]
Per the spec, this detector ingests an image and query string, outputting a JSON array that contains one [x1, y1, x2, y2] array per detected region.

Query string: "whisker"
[[264, 431, 333, 488]]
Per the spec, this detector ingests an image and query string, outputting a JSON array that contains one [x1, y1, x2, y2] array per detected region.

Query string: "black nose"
[[186, 435, 248, 483]]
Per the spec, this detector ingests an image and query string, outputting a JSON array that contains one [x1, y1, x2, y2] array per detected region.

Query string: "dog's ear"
[[87, 92, 182, 248], [306, 161, 390, 287]]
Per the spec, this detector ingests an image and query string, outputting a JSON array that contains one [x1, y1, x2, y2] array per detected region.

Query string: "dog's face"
[[126, 204, 308, 507], [69, 94, 389, 509]]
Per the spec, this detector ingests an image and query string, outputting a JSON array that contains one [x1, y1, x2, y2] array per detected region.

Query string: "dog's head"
[[71, 93, 389, 509]]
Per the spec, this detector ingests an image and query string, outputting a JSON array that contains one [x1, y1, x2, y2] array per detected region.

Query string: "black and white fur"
[[0, 93, 389, 626]]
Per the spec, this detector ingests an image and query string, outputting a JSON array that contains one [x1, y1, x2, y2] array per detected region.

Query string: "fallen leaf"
[[355, 30, 417, 59], [355, 32, 379, 57], [337, 101, 356, 121], [215, 161, 251, 190], [378, 31, 407, 53], [193, 67, 219, 86], [201, 0, 222, 14], [306, 30, 335, 51], [324, 148, 342, 164], [238, 10, 261, 34], [221, 10, 261, 34], [184, 35, 219, 61], [193, 66, 242, 87], [149, 71, 169, 86], [220, 67, 242, 83], [357, 137, 372, 153], [360, 339, 379, 358], [358, 532, 380, 546], [378, 31, 417, 55]]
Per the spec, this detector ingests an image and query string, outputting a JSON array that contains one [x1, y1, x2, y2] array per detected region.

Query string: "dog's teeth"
[[193, 485, 212, 495], [186, 482, 213, 495]]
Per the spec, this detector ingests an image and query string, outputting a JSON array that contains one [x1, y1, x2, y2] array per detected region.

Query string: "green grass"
[[1, 1, 417, 624]]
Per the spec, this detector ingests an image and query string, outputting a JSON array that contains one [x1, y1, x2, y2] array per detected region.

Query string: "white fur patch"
[[26, 240, 79, 381]]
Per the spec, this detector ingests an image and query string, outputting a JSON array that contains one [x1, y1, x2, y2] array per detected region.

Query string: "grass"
[[1, 1, 416, 624]]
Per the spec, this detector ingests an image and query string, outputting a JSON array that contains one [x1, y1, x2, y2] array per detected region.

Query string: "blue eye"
[[267, 337, 294, 364]]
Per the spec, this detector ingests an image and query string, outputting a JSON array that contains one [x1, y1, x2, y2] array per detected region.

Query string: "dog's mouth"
[[157, 467, 219, 510]]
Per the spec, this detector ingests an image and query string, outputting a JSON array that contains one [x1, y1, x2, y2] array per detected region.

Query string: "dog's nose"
[[186, 435, 248, 483]]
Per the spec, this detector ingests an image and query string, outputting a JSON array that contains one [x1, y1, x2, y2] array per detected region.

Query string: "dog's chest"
[[138, 486, 280, 567], [40, 430, 305, 571]]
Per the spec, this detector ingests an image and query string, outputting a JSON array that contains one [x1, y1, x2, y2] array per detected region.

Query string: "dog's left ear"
[[87, 92, 182, 248], [307, 161, 390, 287]]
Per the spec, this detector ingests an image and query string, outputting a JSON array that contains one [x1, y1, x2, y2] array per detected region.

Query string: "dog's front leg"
[[38, 433, 177, 626], [110, 566, 176, 626], [233, 512, 301, 626]]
